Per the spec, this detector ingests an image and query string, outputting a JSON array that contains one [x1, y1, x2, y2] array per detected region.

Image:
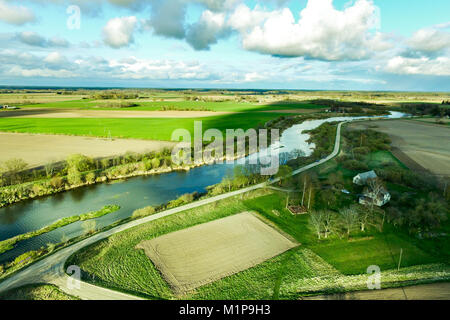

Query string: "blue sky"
[[0, 0, 449, 90]]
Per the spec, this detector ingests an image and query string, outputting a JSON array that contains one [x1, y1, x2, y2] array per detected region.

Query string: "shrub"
[[85, 172, 96, 184], [49, 176, 64, 189], [342, 160, 369, 171], [132, 206, 156, 219], [67, 167, 82, 185]]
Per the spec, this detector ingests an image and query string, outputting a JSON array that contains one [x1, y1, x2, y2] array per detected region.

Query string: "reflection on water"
[[0, 111, 407, 263]]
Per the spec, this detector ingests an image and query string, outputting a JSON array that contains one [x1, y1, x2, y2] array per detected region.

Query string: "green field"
[[66, 190, 446, 299], [0, 284, 78, 300], [0, 112, 286, 141], [16, 99, 326, 113]]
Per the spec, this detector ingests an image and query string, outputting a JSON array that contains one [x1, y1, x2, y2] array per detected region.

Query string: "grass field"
[[0, 112, 286, 141], [136, 212, 297, 294], [13, 99, 326, 113], [66, 190, 447, 299], [0, 284, 79, 300]]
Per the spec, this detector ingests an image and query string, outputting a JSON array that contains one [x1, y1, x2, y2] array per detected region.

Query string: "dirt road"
[[302, 282, 450, 300]]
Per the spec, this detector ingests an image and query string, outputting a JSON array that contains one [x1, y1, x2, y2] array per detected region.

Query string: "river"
[[0, 111, 407, 263]]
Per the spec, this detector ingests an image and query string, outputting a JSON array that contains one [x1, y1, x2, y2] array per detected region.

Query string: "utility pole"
[[286, 193, 289, 209], [301, 180, 306, 206], [398, 248, 403, 271], [308, 188, 312, 210]]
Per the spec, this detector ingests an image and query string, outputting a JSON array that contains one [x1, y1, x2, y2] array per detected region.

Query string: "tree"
[[44, 162, 56, 178], [275, 165, 293, 187], [67, 167, 82, 185], [322, 210, 336, 239], [66, 154, 94, 172], [3, 158, 28, 184], [309, 210, 324, 239], [340, 206, 359, 236]]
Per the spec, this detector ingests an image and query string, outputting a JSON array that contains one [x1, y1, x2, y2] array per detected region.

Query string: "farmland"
[[0, 112, 287, 141], [66, 189, 448, 300], [348, 119, 450, 176], [136, 212, 297, 293], [0, 132, 175, 168]]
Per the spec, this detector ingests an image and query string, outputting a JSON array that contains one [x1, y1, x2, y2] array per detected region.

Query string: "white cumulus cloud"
[[0, 0, 35, 25], [102, 16, 138, 48], [386, 56, 450, 76], [228, 0, 386, 61]]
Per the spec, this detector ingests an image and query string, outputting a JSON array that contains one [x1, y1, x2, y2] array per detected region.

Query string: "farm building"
[[353, 170, 377, 186], [359, 188, 391, 207]]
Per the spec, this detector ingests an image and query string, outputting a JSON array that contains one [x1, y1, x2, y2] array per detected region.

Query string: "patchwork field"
[[349, 119, 450, 176], [136, 212, 298, 294], [0, 132, 175, 168]]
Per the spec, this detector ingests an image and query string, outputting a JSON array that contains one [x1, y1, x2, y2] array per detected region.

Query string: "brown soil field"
[[136, 212, 298, 294], [302, 282, 450, 300], [0, 94, 87, 104], [349, 119, 450, 176], [0, 132, 175, 168], [0, 108, 232, 119]]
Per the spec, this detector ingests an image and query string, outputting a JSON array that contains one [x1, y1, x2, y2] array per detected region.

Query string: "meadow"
[[0, 112, 287, 141]]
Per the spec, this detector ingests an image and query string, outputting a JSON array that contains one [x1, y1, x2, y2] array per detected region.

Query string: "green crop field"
[[17, 98, 326, 112], [0, 112, 286, 141]]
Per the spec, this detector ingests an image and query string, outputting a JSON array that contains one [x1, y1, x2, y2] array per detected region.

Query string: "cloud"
[[186, 10, 229, 50], [0, 0, 35, 25], [385, 56, 450, 76], [146, 0, 187, 39], [109, 56, 215, 80], [228, 0, 386, 61], [16, 31, 71, 48], [102, 16, 138, 48], [407, 27, 450, 54], [17, 32, 47, 47]]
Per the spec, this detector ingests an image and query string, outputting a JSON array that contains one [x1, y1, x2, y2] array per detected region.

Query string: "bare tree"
[[322, 210, 336, 239], [340, 206, 359, 236], [309, 210, 324, 239], [44, 161, 56, 178]]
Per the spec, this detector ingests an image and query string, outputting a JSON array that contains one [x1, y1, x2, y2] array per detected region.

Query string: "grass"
[[66, 190, 447, 299], [311, 233, 437, 275], [0, 112, 287, 141], [0, 284, 79, 300], [17, 98, 326, 113], [0, 205, 120, 254], [364, 150, 408, 169]]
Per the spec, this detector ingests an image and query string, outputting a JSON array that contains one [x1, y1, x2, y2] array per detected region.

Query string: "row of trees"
[[309, 204, 385, 239]]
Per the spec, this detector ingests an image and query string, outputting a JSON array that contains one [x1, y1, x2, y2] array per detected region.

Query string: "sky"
[[0, 0, 449, 91]]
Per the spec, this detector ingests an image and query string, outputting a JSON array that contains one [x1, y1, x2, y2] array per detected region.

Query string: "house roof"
[[355, 170, 377, 181]]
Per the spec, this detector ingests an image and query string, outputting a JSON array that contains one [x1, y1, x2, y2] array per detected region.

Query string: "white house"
[[353, 170, 391, 207], [359, 188, 391, 207], [353, 170, 377, 186]]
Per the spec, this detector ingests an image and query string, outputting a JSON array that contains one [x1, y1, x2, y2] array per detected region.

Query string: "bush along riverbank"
[[0, 205, 120, 255]]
